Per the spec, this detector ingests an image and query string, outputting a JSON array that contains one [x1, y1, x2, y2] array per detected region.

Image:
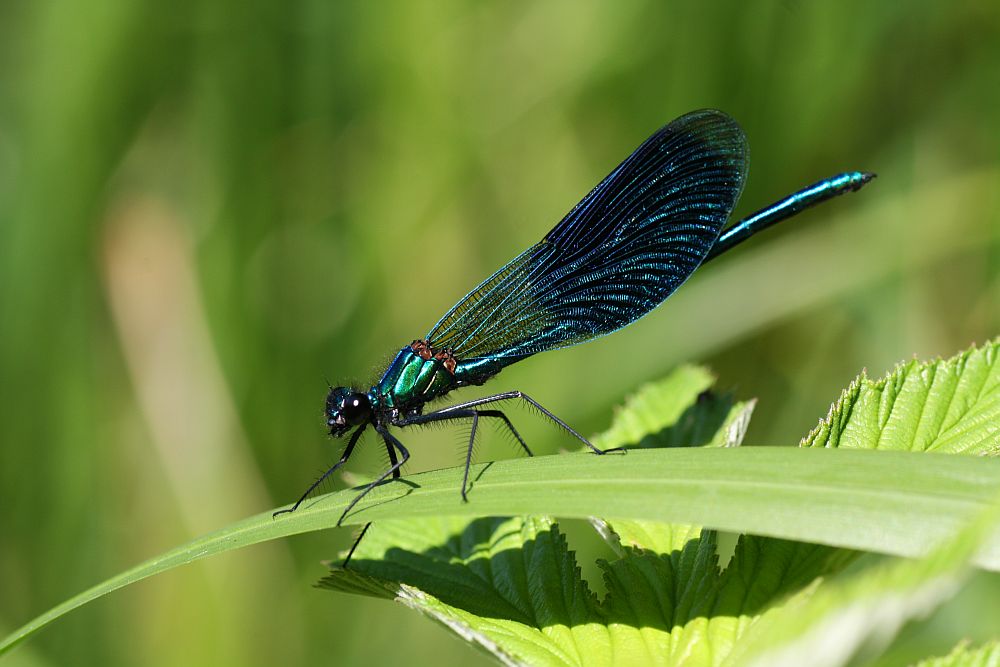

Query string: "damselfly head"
[[325, 387, 372, 436]]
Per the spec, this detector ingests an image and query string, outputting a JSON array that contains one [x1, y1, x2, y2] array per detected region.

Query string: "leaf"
[[802, 340, 1000, 453], [324, 513, 866, 667], [5, 344, 1000, 658], [911, 640, 1000, 667], [591, 375, 754, 557], [724, 503, 1000, 667], [590, 368, 755, 555], [722, 340, 1000, 667], [589, 373, 854, 667], [597, 531, 725, 666], [325, 515, 730, 667], [588, 372, 850, 666], [591, 365, 754, 452], [7, 447, 1000, 657], [318, 344, 1000, 667], [321, 516, 608, 667]]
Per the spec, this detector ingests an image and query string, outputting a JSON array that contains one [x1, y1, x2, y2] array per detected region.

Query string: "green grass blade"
[[4, 447, 1000, 656]]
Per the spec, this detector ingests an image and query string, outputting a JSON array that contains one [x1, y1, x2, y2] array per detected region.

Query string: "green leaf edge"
[[5, 447, 1000, 656], [911, 639, 1000, 667]]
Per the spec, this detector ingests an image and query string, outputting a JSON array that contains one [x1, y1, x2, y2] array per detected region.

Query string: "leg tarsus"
[[274, 425, 366, 518], [342, 522, 372, 569], [336, 428, 410, 526], [340, 430, 405, 567]]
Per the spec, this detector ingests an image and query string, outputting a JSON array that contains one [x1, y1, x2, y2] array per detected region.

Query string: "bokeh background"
[[1, 2, 998, 666]]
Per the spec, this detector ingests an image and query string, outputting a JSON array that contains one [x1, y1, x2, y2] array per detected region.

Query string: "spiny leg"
[[398, 408, 481, 500], [400, 407, 532, 456], [274, 425, 366, 518], [342, 438, 400, 569], [337, 426, 410, 526], [399, 407, 533, 499], [478, 409, 532, 457], [452, 408, 535, 499], [431, 391, 623, 455], [418, 408, 480, 501]]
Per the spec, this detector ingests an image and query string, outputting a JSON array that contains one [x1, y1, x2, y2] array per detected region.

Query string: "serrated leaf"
[[911, 640, 1000, 667], [592, 365, 754, 452], [715, 537, 856, 614], [597, 533, 724, 666], [322, 516, 610, 667], [320, 501, 860, 667], [714, 340, 1000, 666], [802, 340, 1000, 453], [589, 372, 857, 666], [724, 503, 1000, 667]]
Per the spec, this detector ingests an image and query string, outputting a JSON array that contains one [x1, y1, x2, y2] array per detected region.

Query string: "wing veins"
[[425, 109, 748, 366]]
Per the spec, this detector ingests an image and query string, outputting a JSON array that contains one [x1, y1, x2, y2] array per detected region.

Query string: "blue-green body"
[[707, 171, 871, 260], [373, 345, 504, 412], [374, 347, 455, 410]]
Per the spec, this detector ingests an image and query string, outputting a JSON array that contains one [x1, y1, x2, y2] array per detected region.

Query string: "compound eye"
[[341, 393, 371, 425]]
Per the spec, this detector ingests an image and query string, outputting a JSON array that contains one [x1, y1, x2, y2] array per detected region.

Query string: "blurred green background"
[[1, 1, 998, 666]]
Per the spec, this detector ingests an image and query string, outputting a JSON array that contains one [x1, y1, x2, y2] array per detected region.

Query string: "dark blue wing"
[[426, 109, 748, 366]]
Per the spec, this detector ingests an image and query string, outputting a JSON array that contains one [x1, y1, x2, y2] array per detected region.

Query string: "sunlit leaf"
[[803, 340, 1000, 453], [911, 640, 1000, 667], [725, 505, 1000, 667]]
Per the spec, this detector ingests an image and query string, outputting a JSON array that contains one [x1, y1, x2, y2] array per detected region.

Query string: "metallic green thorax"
[[373, 342, 505, 411]]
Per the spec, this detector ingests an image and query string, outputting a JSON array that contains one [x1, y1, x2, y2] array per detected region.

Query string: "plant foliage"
[[2, 342, 999, 665]]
